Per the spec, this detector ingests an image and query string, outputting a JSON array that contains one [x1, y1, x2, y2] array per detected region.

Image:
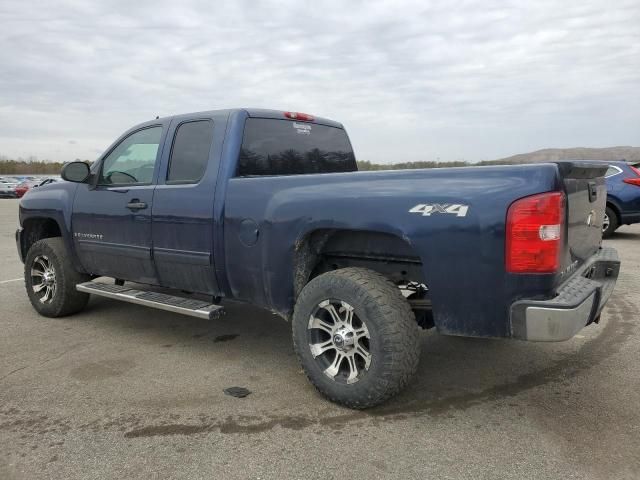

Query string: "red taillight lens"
[[623, 178, 640, 187], [284, 111, 314, 121], [506, 191, 565, 273], [623, 165, 640, 187]]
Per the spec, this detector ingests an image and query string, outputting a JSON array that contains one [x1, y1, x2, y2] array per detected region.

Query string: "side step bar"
[[76, 281, 225, 320]]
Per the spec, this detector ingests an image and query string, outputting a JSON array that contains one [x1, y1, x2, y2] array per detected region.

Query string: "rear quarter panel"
[[224, 164, 562, 338]]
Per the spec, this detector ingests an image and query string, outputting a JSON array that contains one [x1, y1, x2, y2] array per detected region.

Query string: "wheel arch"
[[20, 217, 63, 260], [606, 199, 622, 225], [19, 214, 86, 272], [292, 228, 427, 300]]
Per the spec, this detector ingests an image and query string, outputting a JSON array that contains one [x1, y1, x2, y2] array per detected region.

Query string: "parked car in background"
[[0, 177, 63, 199], [602, 161, 640, 237], [11, 176, 35, 184], [14, 180, 40, 198], [557, 160, 640, 238], [0, 178, 20, 198]]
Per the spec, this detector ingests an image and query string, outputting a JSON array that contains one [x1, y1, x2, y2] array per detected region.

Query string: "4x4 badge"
[[409, 203, 469, 217]]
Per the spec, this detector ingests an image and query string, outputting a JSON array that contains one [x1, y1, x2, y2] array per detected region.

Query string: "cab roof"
[[160, 108, 343, 129]]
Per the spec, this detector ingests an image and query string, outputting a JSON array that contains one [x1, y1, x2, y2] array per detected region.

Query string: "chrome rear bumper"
[[510, 247, 620, 342]]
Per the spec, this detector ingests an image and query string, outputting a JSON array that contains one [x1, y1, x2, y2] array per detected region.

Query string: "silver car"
[[0, 178, 19, 198]]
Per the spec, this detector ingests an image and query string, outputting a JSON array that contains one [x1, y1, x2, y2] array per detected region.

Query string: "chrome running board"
[[76, 281, 224, 320]]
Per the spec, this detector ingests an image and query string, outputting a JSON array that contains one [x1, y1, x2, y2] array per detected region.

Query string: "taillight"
[[284, 111, 314, 122], [623, 165, 640, 186], [506, 191, 565, 273]]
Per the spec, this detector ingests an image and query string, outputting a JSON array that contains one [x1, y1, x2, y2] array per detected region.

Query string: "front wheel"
[[292, 267, 420, 409], [24, 237, 91, 317]]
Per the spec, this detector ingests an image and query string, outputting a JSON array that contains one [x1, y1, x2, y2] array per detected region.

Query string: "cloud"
[[0, 0, 638, 162]]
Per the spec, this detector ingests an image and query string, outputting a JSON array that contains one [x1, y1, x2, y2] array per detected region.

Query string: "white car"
[[0, 178, 19, 198]]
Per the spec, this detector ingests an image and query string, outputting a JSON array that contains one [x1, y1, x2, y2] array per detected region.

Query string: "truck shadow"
[[79, 292, 635, 434], [609, 230, 640, 241], [379, 293, 635, 416]]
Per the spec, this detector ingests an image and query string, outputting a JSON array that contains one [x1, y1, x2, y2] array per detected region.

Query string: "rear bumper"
[[510, 247, 620, 342], [621, 212, 640, 225]]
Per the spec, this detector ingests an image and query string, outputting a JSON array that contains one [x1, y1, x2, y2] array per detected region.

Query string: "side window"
[[167, 120, 214, 184], [605, 166, 621, 178], [99, 127, 162, 185]]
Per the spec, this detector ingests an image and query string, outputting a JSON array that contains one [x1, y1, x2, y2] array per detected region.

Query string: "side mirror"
[[61, 162, 91, 183]]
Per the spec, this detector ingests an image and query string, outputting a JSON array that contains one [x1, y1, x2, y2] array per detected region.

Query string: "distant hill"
[[357, 146, 640, 171], [482, 146, 640, 165]]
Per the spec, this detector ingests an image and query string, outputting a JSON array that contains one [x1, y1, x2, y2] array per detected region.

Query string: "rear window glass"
[[238, 118, 356, 176]]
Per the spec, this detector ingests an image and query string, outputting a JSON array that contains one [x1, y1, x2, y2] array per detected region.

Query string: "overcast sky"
[[1, 0, 639, 164]]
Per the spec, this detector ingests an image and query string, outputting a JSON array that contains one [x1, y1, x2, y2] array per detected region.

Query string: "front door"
[[72, 125, 164, 284]]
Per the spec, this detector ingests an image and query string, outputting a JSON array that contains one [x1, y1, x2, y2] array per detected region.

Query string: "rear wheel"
[[292, 267, 420, 409], [25, 238, 91, 317], [602, 206, 618, 239]]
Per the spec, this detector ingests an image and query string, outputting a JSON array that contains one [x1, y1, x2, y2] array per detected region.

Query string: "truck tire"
[[602, 206, 618, 239], [24, 237, 91, 317], [292, 267, 420, 409]]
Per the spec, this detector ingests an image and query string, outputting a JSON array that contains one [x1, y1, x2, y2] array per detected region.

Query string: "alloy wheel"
[[307, 299, 372, 384], [602, 213, 610, 233], [30, 255, 57, 303]]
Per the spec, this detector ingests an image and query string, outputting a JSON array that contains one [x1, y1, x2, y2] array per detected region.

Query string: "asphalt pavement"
[[1, 198, 639, 479]]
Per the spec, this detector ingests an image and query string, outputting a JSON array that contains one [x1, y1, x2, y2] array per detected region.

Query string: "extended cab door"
[[72, 125, 165, 283], [151, 116, 221, 294]]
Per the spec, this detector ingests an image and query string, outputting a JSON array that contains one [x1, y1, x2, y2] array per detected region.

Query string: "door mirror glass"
[[61, 161, 91, 183]]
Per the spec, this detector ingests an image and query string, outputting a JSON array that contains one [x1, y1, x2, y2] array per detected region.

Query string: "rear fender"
[[224, 164, 562, 337]]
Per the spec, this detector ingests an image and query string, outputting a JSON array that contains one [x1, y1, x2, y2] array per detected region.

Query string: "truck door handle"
[[126, 200, 147, 210]]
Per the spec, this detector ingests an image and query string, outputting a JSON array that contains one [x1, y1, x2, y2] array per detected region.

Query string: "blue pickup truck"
[[16, 108, 620, 408]]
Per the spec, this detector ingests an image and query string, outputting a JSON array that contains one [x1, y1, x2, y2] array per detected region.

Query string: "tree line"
[[356, 159, 473, 170], [0, 157, 65, 175], [356, 159, 516, 170]]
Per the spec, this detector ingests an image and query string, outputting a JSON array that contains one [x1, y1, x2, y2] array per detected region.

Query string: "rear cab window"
[[237, 118, 357, 176]]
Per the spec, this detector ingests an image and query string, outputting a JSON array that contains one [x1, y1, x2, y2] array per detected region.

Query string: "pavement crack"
[[0, 365, 29, 382], [0, 343, 84, 383], [38, 343, 84, 367]]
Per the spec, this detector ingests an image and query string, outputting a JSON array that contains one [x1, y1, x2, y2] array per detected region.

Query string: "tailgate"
[[556, 162, 608, 271]]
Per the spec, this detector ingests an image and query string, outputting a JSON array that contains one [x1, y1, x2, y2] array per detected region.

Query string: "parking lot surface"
[[1, 198, 639, 479]]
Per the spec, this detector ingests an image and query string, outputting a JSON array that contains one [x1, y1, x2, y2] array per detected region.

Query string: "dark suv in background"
[[601, 161, 640, 237]]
